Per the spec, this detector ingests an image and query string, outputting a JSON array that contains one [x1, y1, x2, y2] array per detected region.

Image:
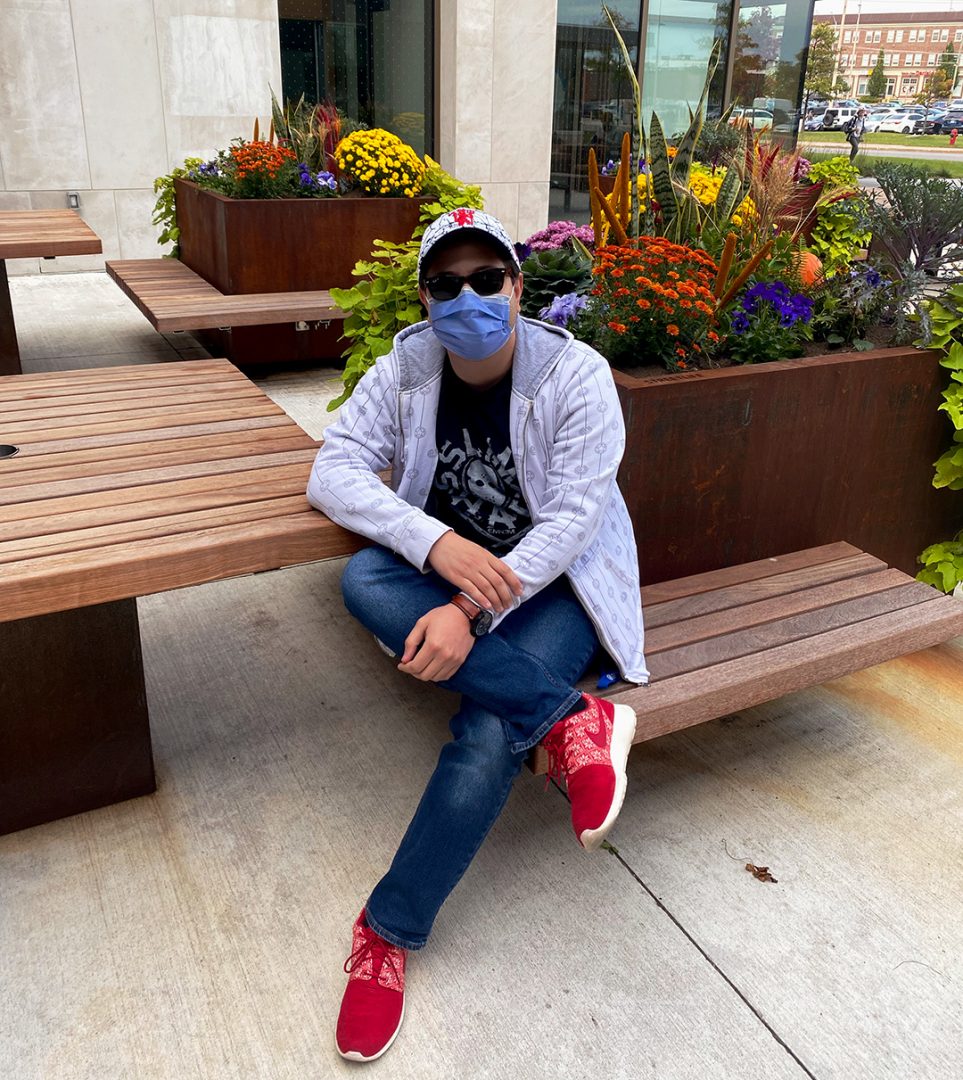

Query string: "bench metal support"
[[0, 599, 156, 835]]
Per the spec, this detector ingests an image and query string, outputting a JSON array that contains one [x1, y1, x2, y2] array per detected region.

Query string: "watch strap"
[[449, 594, 478, 623]]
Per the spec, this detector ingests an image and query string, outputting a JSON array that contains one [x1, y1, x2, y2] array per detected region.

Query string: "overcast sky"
[[814, 0, 963, 15]]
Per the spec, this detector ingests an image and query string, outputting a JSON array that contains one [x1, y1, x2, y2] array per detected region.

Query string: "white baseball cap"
[[417, 208, 521, 281]]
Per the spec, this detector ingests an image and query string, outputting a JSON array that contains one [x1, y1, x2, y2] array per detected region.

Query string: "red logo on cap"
[[451, 208, 475, 226]]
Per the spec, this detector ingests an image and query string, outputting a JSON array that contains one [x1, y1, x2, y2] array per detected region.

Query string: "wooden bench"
[[533, 542, 963, 772], [105, 259, 346, 333], [2, 360, 962, 832]]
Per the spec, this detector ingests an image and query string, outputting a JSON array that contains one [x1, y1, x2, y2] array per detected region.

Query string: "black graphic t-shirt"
[[426, 361, 533, 556]]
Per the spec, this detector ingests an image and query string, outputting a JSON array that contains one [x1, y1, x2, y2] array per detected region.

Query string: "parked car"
[[729, 106, 775, 130], [863, 108, 900, 133], [804, 111, 826, 131], [821, 106, 859, 130], [923, 109, 963, 133], [876, 109, 926, 133]]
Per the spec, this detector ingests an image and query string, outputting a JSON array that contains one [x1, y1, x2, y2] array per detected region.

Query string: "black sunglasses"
[[423, 268, 510, 302]]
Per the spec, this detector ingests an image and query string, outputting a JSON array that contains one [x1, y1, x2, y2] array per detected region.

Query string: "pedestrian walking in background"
[[844, 108, 868, 162]]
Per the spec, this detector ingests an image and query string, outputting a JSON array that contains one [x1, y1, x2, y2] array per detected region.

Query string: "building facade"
[[0, 0, 813, 276], [813, 9, 963, 102]]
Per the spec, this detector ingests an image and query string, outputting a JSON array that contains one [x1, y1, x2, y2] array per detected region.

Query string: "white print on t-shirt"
[[435, 429, 531, 546]]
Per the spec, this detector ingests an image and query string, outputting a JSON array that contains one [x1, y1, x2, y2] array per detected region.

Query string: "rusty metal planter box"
[[614, 347, 963, 583], [173, 179, 427, 364]]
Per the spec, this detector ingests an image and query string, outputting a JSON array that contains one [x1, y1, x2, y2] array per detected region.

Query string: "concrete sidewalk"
[[2, 272, 962, 1080]]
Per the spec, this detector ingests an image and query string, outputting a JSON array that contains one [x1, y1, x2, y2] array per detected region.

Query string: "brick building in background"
[[814, 9, 963, 102]]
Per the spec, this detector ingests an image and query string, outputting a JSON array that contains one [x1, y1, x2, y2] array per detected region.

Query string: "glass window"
[[844, 30, 851, 44], [549, 2, 643, 222], [857, 77, 867, 95], [278, 0, 433, 156], [886, 30, 894, 43], [641, 0, 734, 138], [909, 29, 917, 43], [956, 29, 963, 42], [729, 1, 811, 140], [886, 76, 896, 95], [942, 28, 949, 41], [895, 29, 903, 42]]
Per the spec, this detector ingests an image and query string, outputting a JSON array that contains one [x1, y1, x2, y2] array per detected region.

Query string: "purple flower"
[[731, 309, 750, 334], [539, 292, 589, 328], [514, 241, 532, 264], [524, 220, 595, 252]]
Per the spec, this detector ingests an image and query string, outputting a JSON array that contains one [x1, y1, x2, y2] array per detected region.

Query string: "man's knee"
[[341, 545, 394, 613]]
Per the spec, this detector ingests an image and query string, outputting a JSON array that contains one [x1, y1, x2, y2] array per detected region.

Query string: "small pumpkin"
[[793, 250, 823, 289]]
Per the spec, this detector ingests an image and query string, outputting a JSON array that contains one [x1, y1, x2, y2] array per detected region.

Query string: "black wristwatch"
[[449, 594, 494, 637]]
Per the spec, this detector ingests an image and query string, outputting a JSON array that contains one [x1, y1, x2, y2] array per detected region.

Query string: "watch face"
[[473, 609, 494, 637]]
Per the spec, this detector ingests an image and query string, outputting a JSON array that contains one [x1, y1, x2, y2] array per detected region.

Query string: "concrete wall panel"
[[0, 0, 90, 190], [71, 0, 168, 189]]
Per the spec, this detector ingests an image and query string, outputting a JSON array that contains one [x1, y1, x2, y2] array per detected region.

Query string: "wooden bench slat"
[[0, 383, 264, 424], [647, 580, 939, 680], [640, 542, 865, 605], [0, 467, 316, 545], [0, 209, 102, 259], [5, 414, 295, 456], [0, 495, 316, 565], [0, 400, 283, 444], [0, 377, 260, 418], [0, 359, 234, 400], [0, 447, 321, 506], [531, 594, 963, 772], [0, 428, 314, 481], [644, 568, 912, 653], [0, 458, 317, 533], [641, 553, 888, 628], [0, 512, 362, 623], [106, 260, 347, 332]]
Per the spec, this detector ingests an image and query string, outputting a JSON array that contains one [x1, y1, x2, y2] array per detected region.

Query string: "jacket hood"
[[391, 317, 574, 400]]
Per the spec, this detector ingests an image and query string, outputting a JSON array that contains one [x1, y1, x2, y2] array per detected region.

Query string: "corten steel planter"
[[173, 179, 428, 365], [614, 346, 963, 584]]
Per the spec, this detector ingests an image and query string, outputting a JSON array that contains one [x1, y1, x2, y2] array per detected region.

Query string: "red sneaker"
[[335, 910, 406, 1062], [541, 694, 637, 851]]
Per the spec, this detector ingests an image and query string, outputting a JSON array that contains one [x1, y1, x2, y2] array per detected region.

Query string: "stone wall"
[[0, 1, 557, 275], [0, 0, 281, 275], [437, 0, 556, 243]]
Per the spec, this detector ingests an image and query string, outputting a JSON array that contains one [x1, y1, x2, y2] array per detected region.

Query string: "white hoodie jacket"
[[306, 316, 649, 685]]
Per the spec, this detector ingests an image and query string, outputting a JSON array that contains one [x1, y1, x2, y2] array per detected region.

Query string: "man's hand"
[[427, 532, 523, 612], [398, 604, 475, 682]]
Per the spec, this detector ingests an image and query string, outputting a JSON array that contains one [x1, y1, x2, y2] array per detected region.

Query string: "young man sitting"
[[306, 208, 649, 1062]]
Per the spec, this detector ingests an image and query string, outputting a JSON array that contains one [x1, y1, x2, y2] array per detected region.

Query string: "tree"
[[939, 42, 959, 92], [916, 67, 953, 106], [865, 49, 887, 101], [804, 23, 839, 99]]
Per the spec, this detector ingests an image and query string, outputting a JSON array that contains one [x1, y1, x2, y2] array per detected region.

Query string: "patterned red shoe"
[[335, 910, 406, 1062], [541, 694, 637, 851]]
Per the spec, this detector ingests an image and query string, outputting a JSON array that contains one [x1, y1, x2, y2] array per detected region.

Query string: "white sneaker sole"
[[578, 703, 637, 852], [336, 997, 405, 1062]]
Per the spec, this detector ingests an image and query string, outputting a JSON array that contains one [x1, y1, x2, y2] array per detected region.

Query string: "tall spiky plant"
[[602, 5, 644, 239]]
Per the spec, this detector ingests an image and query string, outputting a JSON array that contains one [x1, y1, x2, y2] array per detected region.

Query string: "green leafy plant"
[[915, 296, 963, 593], [868, 162, 963, 278], [917, 532, 963, 594], [152, 157, 202, 256], [519, 247, 593, 319], [804, 155, 860, 189], [327, 159, 483, 410], [809, 264, 887, 350], [807, 196, 872, 275]]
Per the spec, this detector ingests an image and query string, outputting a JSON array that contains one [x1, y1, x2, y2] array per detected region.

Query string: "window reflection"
[[641, 0, 733, 138], [278, 1, 432, 156]]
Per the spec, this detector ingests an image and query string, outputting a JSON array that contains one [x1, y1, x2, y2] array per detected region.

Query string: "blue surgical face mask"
[[427, 288, 513, 361]]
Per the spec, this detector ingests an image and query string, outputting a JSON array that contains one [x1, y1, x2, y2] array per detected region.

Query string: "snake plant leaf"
[[649, 114, 677, 225], [671, 37, 722, 189], [716, 162, 749, 222]]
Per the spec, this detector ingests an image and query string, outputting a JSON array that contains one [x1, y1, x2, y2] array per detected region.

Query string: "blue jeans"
[[340, 544, 600, 950]]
